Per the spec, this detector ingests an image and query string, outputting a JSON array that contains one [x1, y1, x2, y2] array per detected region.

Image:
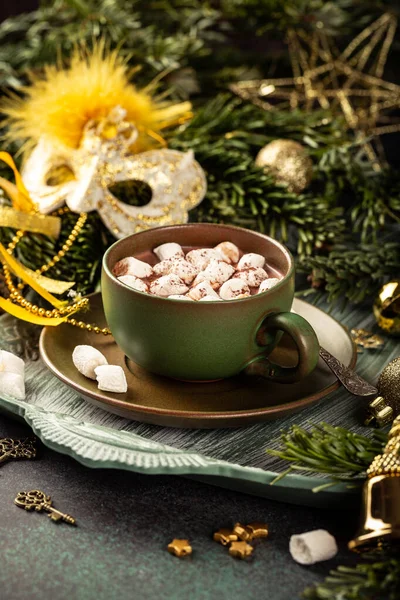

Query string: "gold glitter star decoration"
[[230, 13, 400, 169]]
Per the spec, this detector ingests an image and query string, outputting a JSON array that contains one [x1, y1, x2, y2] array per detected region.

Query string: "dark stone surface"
[[0, 414, 359, 600]]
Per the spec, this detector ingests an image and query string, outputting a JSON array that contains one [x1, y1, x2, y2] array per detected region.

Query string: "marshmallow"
[[289, 530, 338, 565], [188, 280, 220, 301], [72, 345, 108, 380], [186, 248, 222, 271], [199, 295, 222, 301], [168, 295, 194, 301], [153, 242, 184, 262], [0, 372, 25, 400], [214, 241, 240, 264], [118, 275, 148, 293], [258, 278, 280, 293], [234, 267, 268, 288], [95, 365, 128, 393], [153, 257, 198, 284], [237, 253, 265, 270], [150, 274, 189, 297], [113, 256, 153, 279], [0, 349, 25, 377], [219, 279, 251, 300], [193, 259, 235, 289]]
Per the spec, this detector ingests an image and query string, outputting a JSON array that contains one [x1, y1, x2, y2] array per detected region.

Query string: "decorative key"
[[14, 490, 76, 525], [0, 438, 37, 466]]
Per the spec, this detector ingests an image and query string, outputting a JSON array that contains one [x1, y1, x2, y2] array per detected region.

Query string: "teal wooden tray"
[[0, 297, 395, 508]]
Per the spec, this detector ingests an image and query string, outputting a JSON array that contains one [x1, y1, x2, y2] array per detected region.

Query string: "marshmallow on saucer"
[[72, 345, 108, 380], [168, 294, 194, 301], [234, 267, 268, 288], [118, 275, 148, 293], [258, 278, 280, 293], [0, 350, 25, 400], [214, 241, 240, 264], [193, 259, 235, 289], [237, 253, 265, 270], [289, 530, 338, 565], [95, 365, 128, 393], [154, 242, 184, 262], [153, 257, 198, 284], [186, 248, 222, 271], [219, 279, 251, 300], [188, 280, 220, 301], [113, 256, 153, 279], [150, 274, 189, 297]]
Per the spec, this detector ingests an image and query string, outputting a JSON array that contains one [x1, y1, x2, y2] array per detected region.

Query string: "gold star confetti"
[[230, 14, 400, 169]]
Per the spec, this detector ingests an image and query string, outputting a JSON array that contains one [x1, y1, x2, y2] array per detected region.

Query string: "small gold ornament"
[[349, 414, 400, 552], [373, 280, 400, 335], [255, 140, 313, 194], [167, 539, 192, 557], [213, 529, 238, 546], [233, 522, 253, 541], [350, 328, 385, 353], [246, 522, 269, 539], [229, 541, 254, 559], [365, 357, 400, 427]]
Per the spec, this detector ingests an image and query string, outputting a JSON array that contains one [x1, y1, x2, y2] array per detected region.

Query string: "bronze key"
[[15, 490, 76, 525]]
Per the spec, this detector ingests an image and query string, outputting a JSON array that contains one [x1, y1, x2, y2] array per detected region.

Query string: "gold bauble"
[[378, 357, 400, 416], [373, 280, 400, 335], [255, 139, 313, 193]]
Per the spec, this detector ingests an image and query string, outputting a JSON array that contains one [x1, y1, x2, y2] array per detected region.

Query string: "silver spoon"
[[319, 346, 377, 397]]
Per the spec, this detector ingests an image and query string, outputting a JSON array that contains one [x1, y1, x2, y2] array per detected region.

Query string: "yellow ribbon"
[[0, 297, 69, 326], [21, 266, 75, 295], [0, 243, 67, 308], [0, 206, 61, 238], [0, 152, 35, 213]]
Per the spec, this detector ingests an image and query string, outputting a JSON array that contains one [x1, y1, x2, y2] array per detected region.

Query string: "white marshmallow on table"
[[153, 242, 184, 262], [95, 365, 128, 393], [214, 241, 240, 264], [199, 295, 222, 301], [0, 349, 25, 377], [118, 275, 148, 293], [193, 259, 235, 289], [289, 530, 338, 565], [258, 278, 280, 293], [0, 372, 25, 400], [72, 345, 108, 380], [150, 274, 189, 297], [219, 278, 251, 300], [186, 248, 222, 271], [168, 294, 194, 301], [153, 257, 198, 284], [237, 252, 265, 270], [0, 350, 26, 400], [234, 267, 268, 288], [113, 256, 153, 279], [188, 280, 220, 301]]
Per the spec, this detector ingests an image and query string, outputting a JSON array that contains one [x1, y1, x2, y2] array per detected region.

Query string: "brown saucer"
[[39, 293, 356, 428]]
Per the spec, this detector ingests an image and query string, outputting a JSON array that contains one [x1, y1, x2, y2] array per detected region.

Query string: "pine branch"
[[303, 558, 400, 600], [267, 423, 388, 483], [298, 242, 400, 306]]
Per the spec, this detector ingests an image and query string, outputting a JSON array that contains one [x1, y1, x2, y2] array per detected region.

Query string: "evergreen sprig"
[[298, 242, 400, 307], [303, 558, 400, 600], [267, 423, 388, 486]]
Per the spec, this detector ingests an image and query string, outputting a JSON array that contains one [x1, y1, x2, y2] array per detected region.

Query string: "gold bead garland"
[[2, 208, 111, 335]]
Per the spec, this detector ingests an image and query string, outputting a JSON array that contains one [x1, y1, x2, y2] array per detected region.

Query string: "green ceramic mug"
[[102, 223, 319, 382]]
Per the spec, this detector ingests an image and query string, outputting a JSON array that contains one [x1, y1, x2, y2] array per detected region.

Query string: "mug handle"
[[244, 312, 319, 383]]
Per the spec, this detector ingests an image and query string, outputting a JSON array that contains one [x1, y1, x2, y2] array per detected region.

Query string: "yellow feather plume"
[[2, 43, 192, 152]]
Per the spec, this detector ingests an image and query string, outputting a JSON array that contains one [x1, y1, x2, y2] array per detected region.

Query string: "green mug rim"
[[102, 222, 294, 304]]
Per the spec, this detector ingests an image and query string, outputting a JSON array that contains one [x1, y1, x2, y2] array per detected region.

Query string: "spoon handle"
[[319, 346, 378, 397]]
